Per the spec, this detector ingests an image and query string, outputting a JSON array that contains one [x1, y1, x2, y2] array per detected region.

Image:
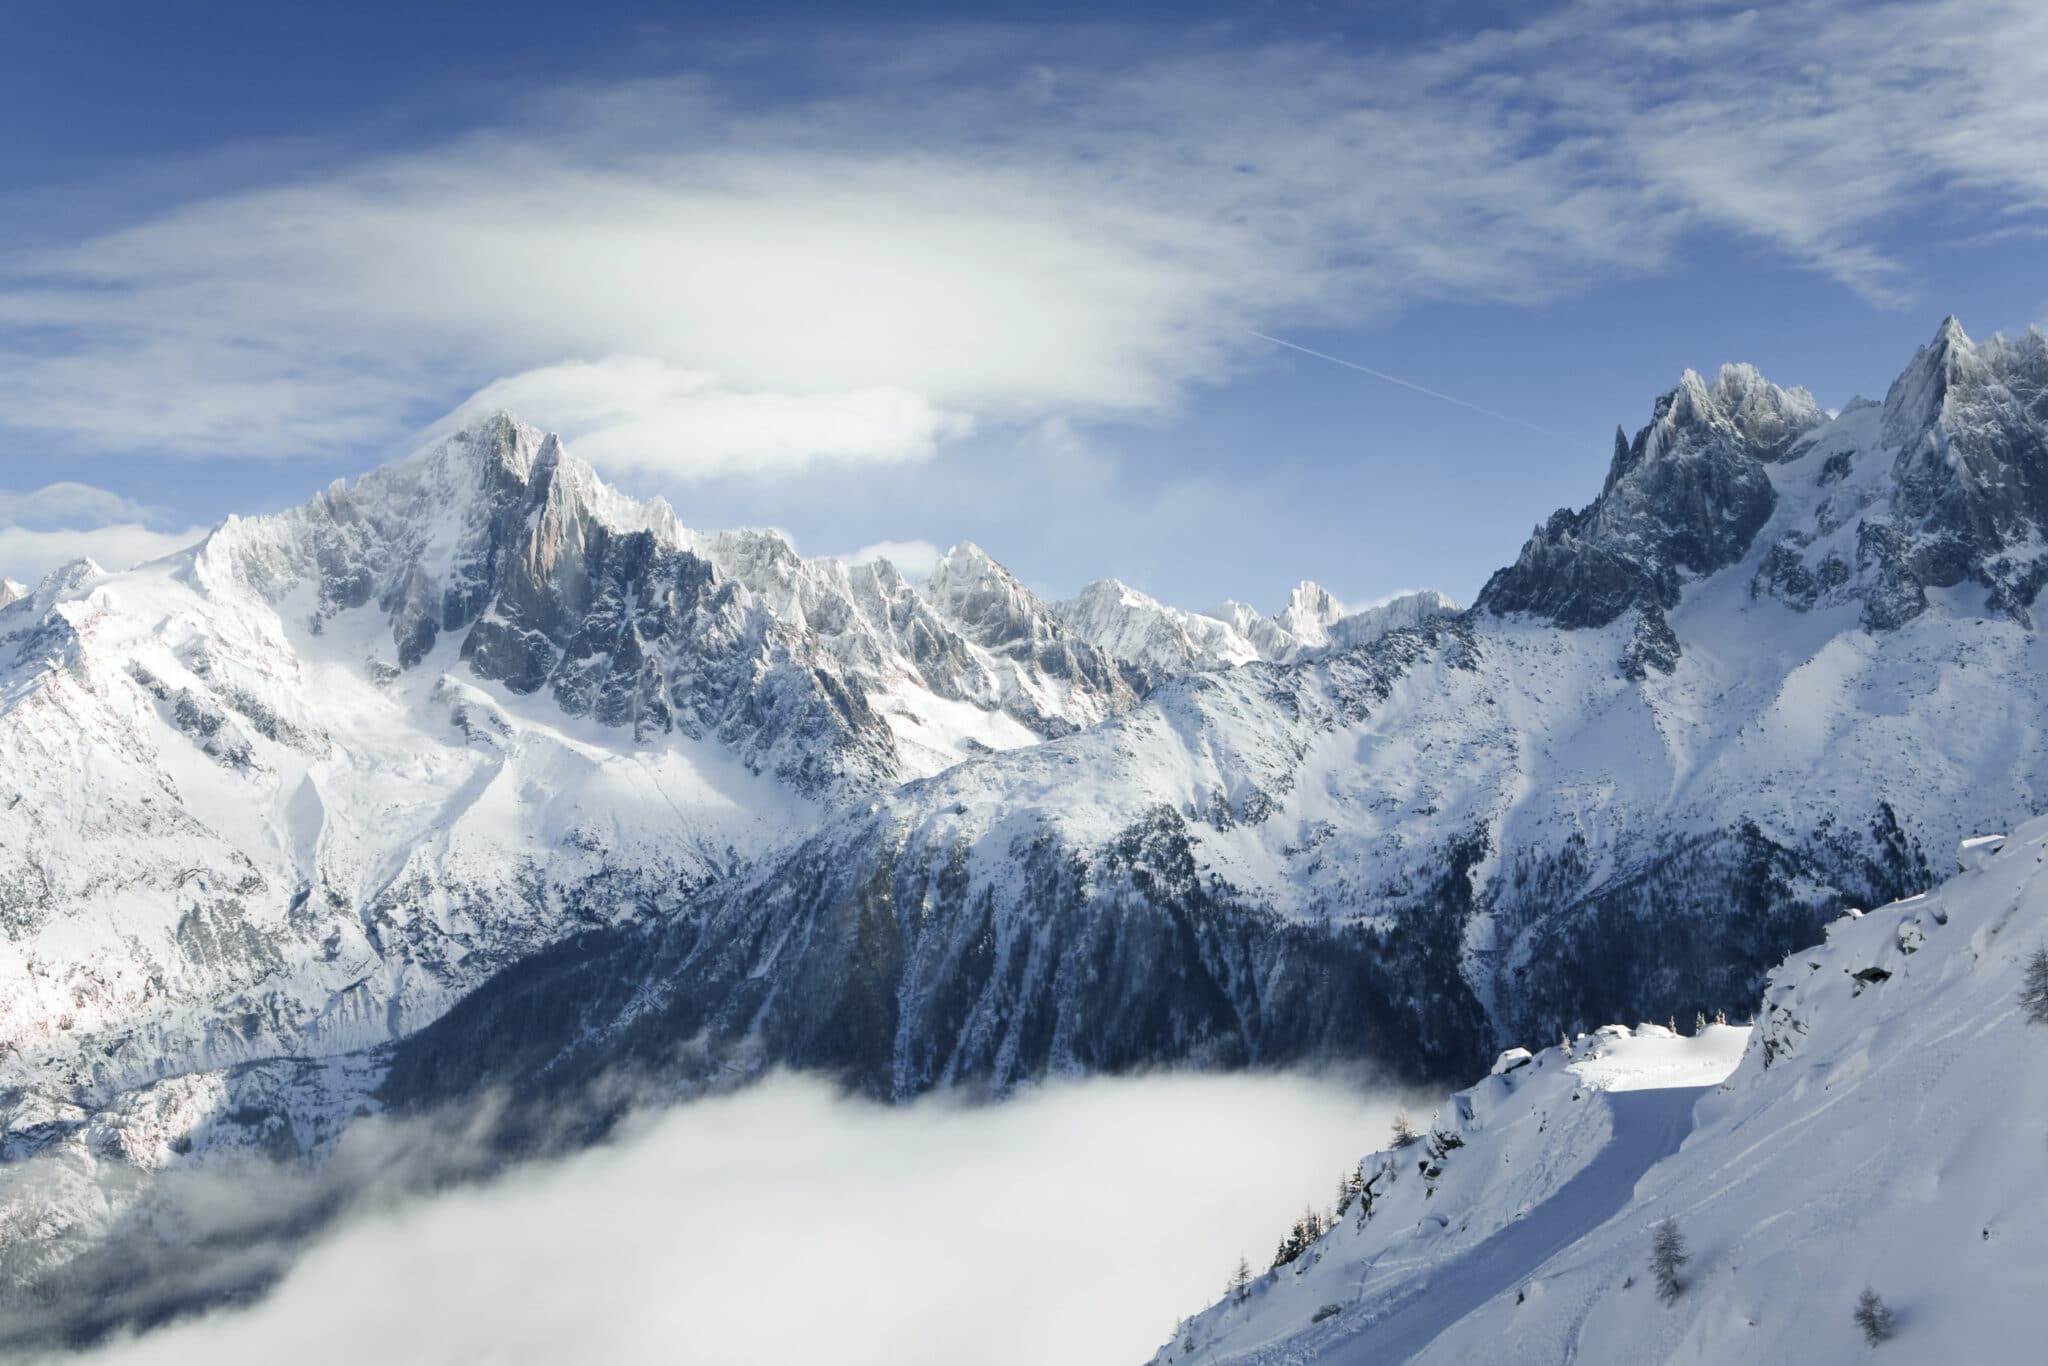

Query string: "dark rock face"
[[126, 663, 257, 770], [1618, 606, 1680, 680], [1853, 520, 1931, 631], [1487, 322, 2048, 637], [383, 778, 1935, 1115], [1490, 805, 1930, 1041], [451, 462, 893, 791], [1478, 365, 1817, 629], [347, 425, 895, 791], [1751, 536, 1851, 611], [382, 802, 1495, 1111]]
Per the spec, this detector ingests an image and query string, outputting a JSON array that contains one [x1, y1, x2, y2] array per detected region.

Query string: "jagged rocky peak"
[[1269, 582, 1457, 655], [1203, 598, 1298, 661], [921, 542, 1045, 645], [921, 542, 1137, 724], [1054, 579, 1264, 678], [1480, 318, 2048, 638], [1875, 315, 2047, 448], [0, 561, 108, 666], [1878, 319, 2048, 625], [173, 414, 905, 788], [1056, 577, 1456, 681], [1676, 362, 1825, 460], [1477, 356, 1823, 631], [1274, 580, 1346, 646], [194, 412, 582, 632], [1750, 317, 2048, 629], [1881, 316, 2048, 470]]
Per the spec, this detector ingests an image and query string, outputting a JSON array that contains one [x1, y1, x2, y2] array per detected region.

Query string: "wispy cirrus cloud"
[[0, 1, 2043, 477]]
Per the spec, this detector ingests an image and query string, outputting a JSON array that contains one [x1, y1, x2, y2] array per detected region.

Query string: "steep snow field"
[[1162, 821, 2048, 1363]]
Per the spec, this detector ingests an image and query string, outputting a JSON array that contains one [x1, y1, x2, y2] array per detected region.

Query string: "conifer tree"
[[1650, 1215, 1688, 1304], [2021, 945, 2048, 1025], [1854, 1285, 1895, 1345]]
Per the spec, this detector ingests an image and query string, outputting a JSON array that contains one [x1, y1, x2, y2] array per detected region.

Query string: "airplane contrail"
[[1250, 331, 1574, 442]]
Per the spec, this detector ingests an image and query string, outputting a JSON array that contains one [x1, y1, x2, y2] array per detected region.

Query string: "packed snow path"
[[1283, 1085, 1709, 1365]]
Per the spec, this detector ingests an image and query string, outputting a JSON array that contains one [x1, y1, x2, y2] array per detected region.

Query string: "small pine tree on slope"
[[1651, 1215, 1688, 1304], [1854, 1285, 1895, 1345], [2022, 945, 2048, 1025]]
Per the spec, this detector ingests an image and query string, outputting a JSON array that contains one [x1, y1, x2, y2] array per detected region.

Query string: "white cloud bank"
[[0, 480, 206, 583], [0, 524, 206, 582], [72, 1072, 1412, 1366], [3, 1, 2044, 475]]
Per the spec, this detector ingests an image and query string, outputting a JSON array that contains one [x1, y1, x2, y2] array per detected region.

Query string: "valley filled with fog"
[[55, 1072, 1414, 1365]]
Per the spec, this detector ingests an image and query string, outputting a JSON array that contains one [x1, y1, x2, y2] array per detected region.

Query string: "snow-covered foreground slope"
[[1162, 820, 2048, 1363]]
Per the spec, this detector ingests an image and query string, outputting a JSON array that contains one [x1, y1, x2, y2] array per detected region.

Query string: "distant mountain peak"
[[1275, 580, 1345, 645], [34, 557, 106, 601], [1880, 315, 1979, 447]]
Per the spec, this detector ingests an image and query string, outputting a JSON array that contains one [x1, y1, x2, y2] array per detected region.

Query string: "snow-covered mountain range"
[[0, 413, 1455, 1112], [1158, 817, 2047, 1363], [4, 317, 2048, 1341], [383, 317, 2048, 1109]]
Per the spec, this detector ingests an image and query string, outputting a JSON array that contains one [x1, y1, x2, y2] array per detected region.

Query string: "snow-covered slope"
[[1162, 818, 2048, 1363]]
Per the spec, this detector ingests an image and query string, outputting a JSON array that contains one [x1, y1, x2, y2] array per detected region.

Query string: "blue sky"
[[2, 0, 2046, 612]]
